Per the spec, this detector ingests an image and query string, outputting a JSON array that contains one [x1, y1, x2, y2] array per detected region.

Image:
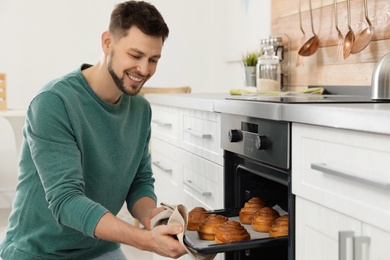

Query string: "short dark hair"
[[109, 1, 169, 43]]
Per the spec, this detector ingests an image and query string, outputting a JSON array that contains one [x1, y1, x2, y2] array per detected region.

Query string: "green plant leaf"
[[242, 50, 263, 66]]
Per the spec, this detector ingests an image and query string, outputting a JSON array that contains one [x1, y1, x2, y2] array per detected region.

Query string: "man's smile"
[[127, 73, 143, 82]]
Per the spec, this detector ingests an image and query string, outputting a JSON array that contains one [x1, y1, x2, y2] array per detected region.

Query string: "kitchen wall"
[[271, 0, 390, 89], [0, 0, 271, 207], [0, 0, 271, 109]]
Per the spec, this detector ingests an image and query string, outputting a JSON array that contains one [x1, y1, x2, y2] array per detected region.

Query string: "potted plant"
[[242, 50, 263, 87]]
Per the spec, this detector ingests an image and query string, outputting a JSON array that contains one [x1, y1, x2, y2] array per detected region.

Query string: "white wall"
[[0, 1, 270, 206], [0, 0, 271, 109]]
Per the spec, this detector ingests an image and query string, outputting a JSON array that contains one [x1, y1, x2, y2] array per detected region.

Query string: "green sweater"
[[0, 65, 156, 259]]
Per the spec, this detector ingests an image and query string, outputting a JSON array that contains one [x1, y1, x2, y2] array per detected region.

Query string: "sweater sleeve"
[[26, 92, 108, 237], [126, 104, 157, 212]]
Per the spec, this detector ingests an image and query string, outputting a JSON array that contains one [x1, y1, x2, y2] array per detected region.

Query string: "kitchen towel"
[[229, 87, 324, 95], [151, 203, 216, 260]]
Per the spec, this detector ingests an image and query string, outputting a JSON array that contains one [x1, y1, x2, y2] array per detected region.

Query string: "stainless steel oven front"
[[221, 113, 295, 260]]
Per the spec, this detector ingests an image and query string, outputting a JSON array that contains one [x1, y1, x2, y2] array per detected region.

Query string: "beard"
[[107, 51, 144, 96]]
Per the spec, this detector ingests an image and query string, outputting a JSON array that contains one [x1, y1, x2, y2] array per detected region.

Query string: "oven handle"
[[184, 128, 211, 139], [183, 180, 212, 196], [311, 163, 390, 190], [236, 164, 288, 186]]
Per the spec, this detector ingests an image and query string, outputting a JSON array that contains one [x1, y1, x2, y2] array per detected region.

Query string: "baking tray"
[[183, 208, 288, 254]]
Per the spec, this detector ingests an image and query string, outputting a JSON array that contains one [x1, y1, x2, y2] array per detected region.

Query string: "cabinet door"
[[296, 197, 361, 260], [181, 149, 223, 210], [361, 223, 390, 260], [151, 138, 182, 205]]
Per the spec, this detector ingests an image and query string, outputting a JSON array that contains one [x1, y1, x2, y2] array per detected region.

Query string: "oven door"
[[223, 150, 295, 260], [183, 150, 294, 259]]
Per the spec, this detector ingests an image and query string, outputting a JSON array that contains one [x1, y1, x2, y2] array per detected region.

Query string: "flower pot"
[[242, 66, 256, 87]]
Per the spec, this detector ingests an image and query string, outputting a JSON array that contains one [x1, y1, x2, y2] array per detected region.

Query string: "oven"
[[186, 85, 384, 259], [221, 113, 294, 260]]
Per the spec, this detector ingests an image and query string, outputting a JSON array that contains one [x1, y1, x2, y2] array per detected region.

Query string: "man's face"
[[107, 26, 163, 96]]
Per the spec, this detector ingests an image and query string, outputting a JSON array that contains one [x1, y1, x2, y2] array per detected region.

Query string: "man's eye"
[[130, 54, 140, 59]]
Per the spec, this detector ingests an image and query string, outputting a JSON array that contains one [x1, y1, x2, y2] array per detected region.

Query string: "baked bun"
[[187, 207, 209, 231], [197, 214, 228, 240], [251, 207, 279, 232], [214, 220, 251, 244], [239, 197, 266, 224], [269, 215, 289, 237]]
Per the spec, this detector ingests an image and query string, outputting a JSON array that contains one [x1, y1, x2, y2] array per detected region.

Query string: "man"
[[0, 1, 187, 259]]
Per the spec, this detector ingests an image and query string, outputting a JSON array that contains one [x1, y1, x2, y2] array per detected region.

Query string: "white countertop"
[[145, 93, 390, 135], [0, 108, 26, 117]]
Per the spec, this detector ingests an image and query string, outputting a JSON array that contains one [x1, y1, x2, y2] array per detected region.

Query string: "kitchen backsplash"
[[271, 0, 390, 89]]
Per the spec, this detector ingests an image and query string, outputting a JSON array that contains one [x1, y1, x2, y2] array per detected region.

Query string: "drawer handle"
[[184, 128, 211, 138], [311, 163, 390, 190], [152, 161, 172, 174], [152, 119, 172, 127], [183, 180, 212, 196], [339, 231, 354, 260], [354, 236, 370, 260]]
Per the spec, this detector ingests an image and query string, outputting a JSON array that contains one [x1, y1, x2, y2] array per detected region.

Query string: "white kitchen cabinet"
[[361, 223, 390, 259], [296, 197, 361, 260], [181, 108, 223, 166], [292, 123, 390, 260], [151, 138, 182, 206], [151, 104, 181, 146], [149, 103, 224, 260], [181, 149, 223, 210]]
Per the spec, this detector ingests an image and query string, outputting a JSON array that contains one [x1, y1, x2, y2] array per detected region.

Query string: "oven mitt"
[[151, 202, 217, 260]]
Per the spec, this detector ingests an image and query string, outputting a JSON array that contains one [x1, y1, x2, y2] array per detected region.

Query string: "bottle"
[[256, 46, 281, 92]]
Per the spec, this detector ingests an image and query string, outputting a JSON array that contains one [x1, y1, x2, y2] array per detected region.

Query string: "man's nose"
[[136, 59, 150, 76]]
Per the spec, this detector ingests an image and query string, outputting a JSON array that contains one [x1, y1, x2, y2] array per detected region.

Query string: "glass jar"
[[256, 46, 281, 92]]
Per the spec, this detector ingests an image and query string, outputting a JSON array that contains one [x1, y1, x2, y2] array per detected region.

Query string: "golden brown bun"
[[251, 207, 279, 232], [274, 215, 288, 226], [239, 197, 266, 224], [187, 207, 209, 231], [214, 220, 251, 244], [269, 215, 289, 237], [197, 214, 228, 240]]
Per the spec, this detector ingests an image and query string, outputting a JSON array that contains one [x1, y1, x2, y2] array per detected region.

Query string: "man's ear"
[[101, 31, 112, 55]]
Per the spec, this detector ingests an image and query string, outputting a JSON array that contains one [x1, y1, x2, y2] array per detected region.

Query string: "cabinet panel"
[[181, 150, 223, 210], [151, 138, 182, 205], [151, 105, 180, 146], [181, 109, 222, 165], [292, 123, 390, 232], [362, 223, 390, 260], [296, 197, 361, 260]]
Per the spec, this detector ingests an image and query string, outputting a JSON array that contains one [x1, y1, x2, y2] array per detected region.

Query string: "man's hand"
[[94, 212, 187, 258], [143, 206, 166, 230], [146, 224, 187, 258]]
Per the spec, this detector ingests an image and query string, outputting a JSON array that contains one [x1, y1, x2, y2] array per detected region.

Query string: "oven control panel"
[[221, 113, 290, 169]]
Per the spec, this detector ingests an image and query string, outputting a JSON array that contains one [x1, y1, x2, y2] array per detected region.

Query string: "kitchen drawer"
[[180, 150, 223, 210], [292, 123, 390, 232], [151, 138, 182, 205], [150, 104, 180, 146], [181, 109, 222, 165]]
